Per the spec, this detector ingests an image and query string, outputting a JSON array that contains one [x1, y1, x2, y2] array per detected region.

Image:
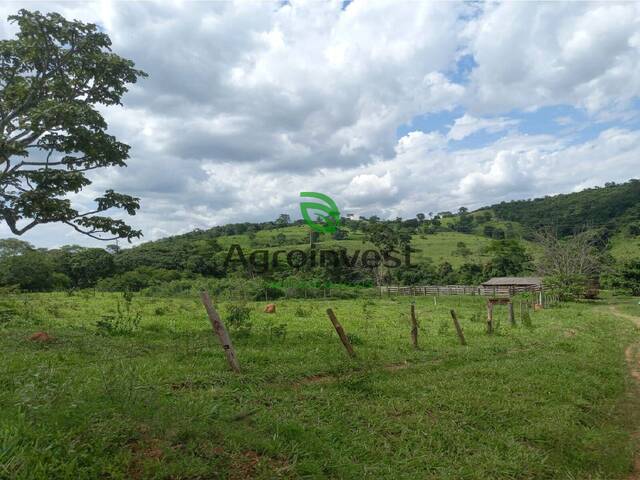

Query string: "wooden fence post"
[[486, 302, 494, 334], [326, 308, 356, 358], [508, 302, 515, 326], [538, 290, 543, 307], [410, 303, 419, 349], [200, 291, 241, 373], [449, 309, 467, 345]]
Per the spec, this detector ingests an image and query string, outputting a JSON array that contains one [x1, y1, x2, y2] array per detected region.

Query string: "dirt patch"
[[607, 305, 640, 480], [384, 361, 410, 372], [609, 306, 640, 326], [295, 362, 411, 386], [127, 438, 164, 480], [627, 345, 640, 383], [28, 331, 54, 343], [228, 450, 291, 480], [295, 373, 335, 387], [170, 380, 215, 391]]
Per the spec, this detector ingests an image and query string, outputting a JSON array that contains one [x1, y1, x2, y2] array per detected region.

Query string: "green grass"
[[609, 233, 640, 262], [216, 227, 537, 269], [1, 293, 639, 479]]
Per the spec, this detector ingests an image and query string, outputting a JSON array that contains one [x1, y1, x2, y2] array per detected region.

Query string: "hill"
[[1, 179, 639, 294], [481, 179, 640, 238]]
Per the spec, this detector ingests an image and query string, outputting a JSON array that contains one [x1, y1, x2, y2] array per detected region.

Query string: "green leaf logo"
[[300, 192, 341, 234]]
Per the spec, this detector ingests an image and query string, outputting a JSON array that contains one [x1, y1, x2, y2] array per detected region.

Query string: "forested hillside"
[[484, 179, 640, 238], [1, 180, 639, 297]]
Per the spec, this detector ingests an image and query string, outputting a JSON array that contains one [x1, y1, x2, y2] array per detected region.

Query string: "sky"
[[1, 1, 640, 248]]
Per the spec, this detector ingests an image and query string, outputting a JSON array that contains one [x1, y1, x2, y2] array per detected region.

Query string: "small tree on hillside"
[[484, 239, 532, 277], [535, 229, 605, 299], [363, 222, 412, 286], [605, 259, 640, 296]]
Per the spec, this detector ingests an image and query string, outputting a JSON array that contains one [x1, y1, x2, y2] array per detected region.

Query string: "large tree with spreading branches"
[[0, 9, 146, 241]]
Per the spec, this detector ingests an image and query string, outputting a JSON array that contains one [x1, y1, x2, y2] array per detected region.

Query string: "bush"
[[0, 251, 54, 291], [544, 274, 588, 301], [224, 303, 252, 338], [97, 268, 181, 292], [294, 305, 311, 317], [95, 294, 141, 335], [265, 322, 287, 340], [51, 272, 72, 290], [602, 260, 640, 296]]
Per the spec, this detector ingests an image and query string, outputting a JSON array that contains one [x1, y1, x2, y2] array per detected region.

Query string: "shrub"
[[224, 303, 252, 338], [97, 268, 181, 292], [294, 305, 311, 317], [603, 260, 640, 296], [95, 297, 141, 336], [544, 274, 588, 301], [265, 323, 287, 340]]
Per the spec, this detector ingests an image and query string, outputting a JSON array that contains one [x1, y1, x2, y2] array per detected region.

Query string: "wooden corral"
[[380, 278, 543, 298]]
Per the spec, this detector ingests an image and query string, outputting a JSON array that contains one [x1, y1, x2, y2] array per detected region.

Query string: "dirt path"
[[608, 305, 640, 479]]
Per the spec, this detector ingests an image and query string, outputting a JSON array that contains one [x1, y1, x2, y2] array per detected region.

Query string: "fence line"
[[379, 284, 541, 298]]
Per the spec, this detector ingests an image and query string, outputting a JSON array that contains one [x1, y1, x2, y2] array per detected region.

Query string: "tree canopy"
[[0, 9, 146, 240]]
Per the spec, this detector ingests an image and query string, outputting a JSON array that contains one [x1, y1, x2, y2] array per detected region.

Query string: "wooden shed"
[[480, 277, 543, 296], [481, 277, 543, 289]]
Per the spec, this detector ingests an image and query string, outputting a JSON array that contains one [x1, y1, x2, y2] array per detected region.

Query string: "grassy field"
[[215, 225, 537, 268], [1, 292, 639, 479], [609, 233, 640, 262]]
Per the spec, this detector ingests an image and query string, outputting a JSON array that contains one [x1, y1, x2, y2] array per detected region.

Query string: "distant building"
[[481, 277, 543, 295], [481, 277, 543, 288]]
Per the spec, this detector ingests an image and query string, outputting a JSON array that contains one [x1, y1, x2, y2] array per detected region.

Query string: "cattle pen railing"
[[379, 284, 542, 298]]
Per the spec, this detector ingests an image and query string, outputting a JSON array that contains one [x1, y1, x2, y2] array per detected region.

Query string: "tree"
[[452, 209, 474, 234], [476, 211, 492, 224], [535, 229, 603, 279], [453, 241, 472, 258], [332, 228, 348, 240], [484, 239, 531, 277], [0, 10, 146, 240], [0, 238, 33, 257], [535, 229, 605, 299], [457, 262, 485, 284], [105, 244, 121, 255], [275, 214, 291, 226], [0, 249, 53, 290], [275, 233, 287, 246], [605, 260, 640, 296], [69, 248, 114, 287], [363, 223, 411, 254]]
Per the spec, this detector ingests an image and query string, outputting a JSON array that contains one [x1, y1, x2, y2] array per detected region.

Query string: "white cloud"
[[465, 2, 640, 116], [447, 114, 519, 141], [1, 1, 640, 247]]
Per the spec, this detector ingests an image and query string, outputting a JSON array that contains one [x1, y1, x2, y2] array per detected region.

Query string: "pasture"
[[1, 292, 639, 479]]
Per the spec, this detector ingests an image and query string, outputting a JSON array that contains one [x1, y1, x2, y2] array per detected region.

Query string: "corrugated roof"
[[481, 277, 542, 286]]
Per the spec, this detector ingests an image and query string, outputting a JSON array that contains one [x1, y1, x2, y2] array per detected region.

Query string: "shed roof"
[[481, 277, 542, 286]]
